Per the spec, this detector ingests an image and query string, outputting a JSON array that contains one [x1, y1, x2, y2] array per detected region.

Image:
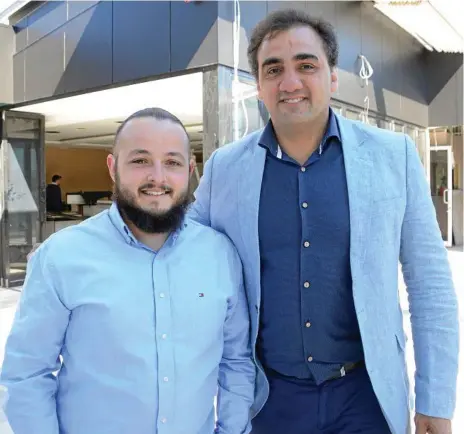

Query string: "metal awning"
[[374, 0, 464, 53]]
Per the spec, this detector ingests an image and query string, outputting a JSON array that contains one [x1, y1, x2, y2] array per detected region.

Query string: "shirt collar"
[[108, 202, 185, 250], [258, 107, 341, 158]]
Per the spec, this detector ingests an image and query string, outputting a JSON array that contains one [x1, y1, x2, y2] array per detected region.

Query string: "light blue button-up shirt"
[[0, 203, 255, 434]]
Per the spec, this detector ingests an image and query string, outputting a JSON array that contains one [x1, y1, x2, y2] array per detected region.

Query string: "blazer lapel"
[[238, 141, 266, 308], [337, 115, 373, 280]]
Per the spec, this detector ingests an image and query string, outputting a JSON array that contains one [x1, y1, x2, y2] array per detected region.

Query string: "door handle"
[[443, 188, 449, 205]]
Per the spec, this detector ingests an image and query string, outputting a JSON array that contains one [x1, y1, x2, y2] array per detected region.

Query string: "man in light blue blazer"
[[189, 9, 459, 434]]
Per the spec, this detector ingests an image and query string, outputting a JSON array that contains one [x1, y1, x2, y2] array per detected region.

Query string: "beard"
[[113, 174, 190, 234]]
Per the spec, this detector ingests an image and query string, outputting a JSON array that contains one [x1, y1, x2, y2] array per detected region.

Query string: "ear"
[[256, 79, 263, 101], [189, 155, 196, 178], [107, 154, 117, 183], [330, 67, 339, 94]]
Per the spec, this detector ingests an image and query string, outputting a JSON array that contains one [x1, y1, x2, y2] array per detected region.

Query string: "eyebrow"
[[127, 149, 186, 163], [261, 53, 320, 69], [127, 149, 150, 158], [166, 151, 186, 163]]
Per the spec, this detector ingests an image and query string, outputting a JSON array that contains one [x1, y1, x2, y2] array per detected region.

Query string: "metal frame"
[[430, 145, 454, 247], [0, 109, 45, 288]]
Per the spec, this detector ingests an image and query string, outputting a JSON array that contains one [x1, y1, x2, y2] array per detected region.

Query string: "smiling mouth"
[[140, 189, 170, 197], [281, 97, 306, 104]]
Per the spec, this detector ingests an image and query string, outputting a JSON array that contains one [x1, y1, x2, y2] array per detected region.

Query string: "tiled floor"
[[0, 249, 462, 434]]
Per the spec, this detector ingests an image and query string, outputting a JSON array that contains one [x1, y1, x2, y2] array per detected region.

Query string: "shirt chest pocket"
[[170, 285, 229, 342]]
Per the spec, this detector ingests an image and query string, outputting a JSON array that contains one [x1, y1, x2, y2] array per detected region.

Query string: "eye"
[[300, 63, 316, 71], [267, 66, 281, 76], [166, 160, 182, 167], [131, 158, 148, 164]]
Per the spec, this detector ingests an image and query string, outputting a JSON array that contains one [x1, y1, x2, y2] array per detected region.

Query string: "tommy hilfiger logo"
[[198, 293, 204, 297]]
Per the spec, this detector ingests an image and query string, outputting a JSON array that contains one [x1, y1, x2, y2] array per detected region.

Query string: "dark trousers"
[[251, 366, 391, 434]]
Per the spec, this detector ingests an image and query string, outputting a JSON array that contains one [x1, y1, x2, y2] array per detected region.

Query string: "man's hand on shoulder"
[[415, 413, 452, 434]]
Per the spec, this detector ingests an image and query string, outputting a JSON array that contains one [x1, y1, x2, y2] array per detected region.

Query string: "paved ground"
[[0, 248, 462, 433]]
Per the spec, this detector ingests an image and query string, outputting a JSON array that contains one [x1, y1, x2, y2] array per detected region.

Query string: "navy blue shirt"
[[257, 109, 364, 384]]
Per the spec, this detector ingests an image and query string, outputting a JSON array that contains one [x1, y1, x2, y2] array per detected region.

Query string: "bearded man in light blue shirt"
[[0, 107, 255, 434]]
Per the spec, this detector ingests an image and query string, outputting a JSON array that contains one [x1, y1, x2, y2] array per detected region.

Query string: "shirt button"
[[159, 293, 165, 298], [305, 321, 311, 328], [307, 356, 313, 362], [303, 241, 310, 248], [163, 377, 169, 382], [161, 418, 167, 424], [161, 334, 167, 339], [302, 202, 308, 208], [300, 167, 306, 172], [303, 281, 310, 288]]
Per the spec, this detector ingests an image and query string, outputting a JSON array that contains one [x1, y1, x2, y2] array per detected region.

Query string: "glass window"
[[231, 73, 266, 140]]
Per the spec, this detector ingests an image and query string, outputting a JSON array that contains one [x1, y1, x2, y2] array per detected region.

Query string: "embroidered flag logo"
[[198, 293, 204, 297]]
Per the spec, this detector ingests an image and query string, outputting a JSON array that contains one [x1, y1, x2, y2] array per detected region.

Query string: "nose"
[[279, 70, 303, 94], [147, 161, 166, 184]]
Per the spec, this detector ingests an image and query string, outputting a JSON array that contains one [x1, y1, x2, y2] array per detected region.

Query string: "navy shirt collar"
[[258, 107, 341, 158]]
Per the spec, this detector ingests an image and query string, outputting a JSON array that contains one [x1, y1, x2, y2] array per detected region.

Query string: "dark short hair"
[[247, 9, 339, 78], [113, 107, 189, 151], [52, 174, 62, 182]]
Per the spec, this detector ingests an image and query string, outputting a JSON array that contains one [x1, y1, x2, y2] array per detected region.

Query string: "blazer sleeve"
[[399, 135, 459, 419], [187, 149, 218, 227]]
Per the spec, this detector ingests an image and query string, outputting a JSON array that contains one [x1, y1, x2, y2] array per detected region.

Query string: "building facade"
[[0, 0, 463, 287]]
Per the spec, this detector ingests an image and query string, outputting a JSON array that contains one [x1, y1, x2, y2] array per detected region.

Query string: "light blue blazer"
[[188, 114, 459, 434]]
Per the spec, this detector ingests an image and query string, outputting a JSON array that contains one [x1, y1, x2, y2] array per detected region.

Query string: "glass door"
[[0, 110, 45, 288], [430, 146, 453, 247]]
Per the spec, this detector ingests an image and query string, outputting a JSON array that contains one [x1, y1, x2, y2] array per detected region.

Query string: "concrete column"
[[202, 66, 234, 162]]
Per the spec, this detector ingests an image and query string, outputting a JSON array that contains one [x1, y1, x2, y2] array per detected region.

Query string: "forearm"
[[400, 135, 459, 418]]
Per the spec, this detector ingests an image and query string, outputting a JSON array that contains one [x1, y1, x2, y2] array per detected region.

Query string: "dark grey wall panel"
[[113, 1, 170, 83], [60, 2, 112, 93], [218, 1, 267, 71], [358, 4, 383, 114], [429, 63, 463, 127], [8, 0, 461, 130], [27, 1, 67, 47], [379, 13, 401, 120], [170, 1, 219, 71], [238, 1, 268, 72], [267, 1, 305, 15], [24, 28, 65, 101], [0, 25, 14, 104], [426, 52, 463, 127], [13, 18, 28, 53], [333, 2, 363, 108], [13, 52, 25, 103], [67, 0, 100, 21], [398, 33, 428, 126], [217, 1, 234, 68], [306, 1, 336, 22]]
